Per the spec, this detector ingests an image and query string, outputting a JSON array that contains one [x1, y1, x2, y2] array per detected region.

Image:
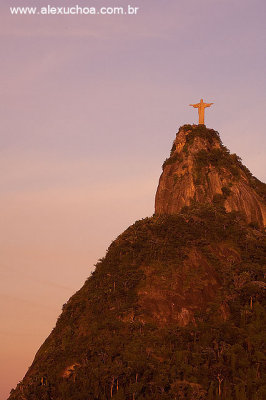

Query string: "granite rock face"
[[155, 125, 266, 228]]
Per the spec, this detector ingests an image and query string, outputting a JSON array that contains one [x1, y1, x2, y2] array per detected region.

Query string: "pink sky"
[[1, 0, 266, 398]]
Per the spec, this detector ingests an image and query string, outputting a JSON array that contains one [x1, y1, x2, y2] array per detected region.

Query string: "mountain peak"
[[155, 125, 266, 228]]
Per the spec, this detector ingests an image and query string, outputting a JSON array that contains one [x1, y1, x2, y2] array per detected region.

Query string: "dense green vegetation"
[[9, 203, 266, 400], [163, 152, 183, 169], [182, 125, 221, 149], [194, 149, 240, 179]]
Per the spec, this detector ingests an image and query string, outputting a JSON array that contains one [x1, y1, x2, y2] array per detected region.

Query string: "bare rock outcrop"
[[155, 124, 266, 228]]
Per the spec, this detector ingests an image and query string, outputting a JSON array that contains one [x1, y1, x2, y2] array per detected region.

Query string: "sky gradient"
[[1, 0, 266, 398]]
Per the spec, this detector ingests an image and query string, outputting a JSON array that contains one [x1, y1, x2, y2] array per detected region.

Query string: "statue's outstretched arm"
[[189, 104, 199, 108], [204, 103, 214, 108]]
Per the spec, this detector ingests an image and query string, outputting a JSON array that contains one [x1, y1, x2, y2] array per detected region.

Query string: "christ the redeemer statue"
[[189, 98, 214, 125]]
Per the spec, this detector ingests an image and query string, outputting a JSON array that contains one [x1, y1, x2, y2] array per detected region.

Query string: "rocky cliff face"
[[155, 125, 266, 228], [8, 125, 266, 400]]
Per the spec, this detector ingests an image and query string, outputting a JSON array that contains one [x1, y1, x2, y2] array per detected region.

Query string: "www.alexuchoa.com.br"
[[10, 4, 140, 16]]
